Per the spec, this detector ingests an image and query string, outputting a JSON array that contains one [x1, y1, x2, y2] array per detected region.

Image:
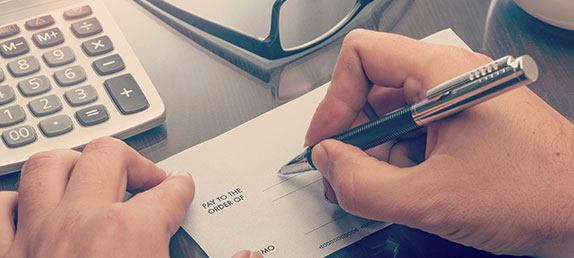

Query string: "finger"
[[18, 149, 79, 226], [64, 137, 166, 204], [232, 250, 263, 258], [312, 139, 434, 225], [125, 172, 195, 237], [0, 191, 18, 255], [306, 29, 490, 146]]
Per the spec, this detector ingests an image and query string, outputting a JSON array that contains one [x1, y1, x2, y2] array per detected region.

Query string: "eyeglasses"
[[140, 0, 377, 60]]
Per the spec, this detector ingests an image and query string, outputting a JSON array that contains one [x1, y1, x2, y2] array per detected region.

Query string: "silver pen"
[[278, 55, 539, 175]]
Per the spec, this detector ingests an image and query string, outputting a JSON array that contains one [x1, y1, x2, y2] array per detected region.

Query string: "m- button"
[[0, 37, 29, 58], [104, 74, 149, 114]]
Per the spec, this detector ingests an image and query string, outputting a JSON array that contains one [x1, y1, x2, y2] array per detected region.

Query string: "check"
[[158, 28, 471, 257]]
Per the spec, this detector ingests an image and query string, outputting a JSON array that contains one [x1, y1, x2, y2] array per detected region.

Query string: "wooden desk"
[[1, 0, 572, 257]]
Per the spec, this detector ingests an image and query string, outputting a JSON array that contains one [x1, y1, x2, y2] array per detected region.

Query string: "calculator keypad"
[[0, 1, 164, 173]]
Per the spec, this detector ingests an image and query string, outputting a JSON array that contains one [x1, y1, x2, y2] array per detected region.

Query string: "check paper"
[[157, 29, 471, 257]]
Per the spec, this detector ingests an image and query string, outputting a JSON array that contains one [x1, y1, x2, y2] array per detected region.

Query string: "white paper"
[[158, 28, 471, 257]]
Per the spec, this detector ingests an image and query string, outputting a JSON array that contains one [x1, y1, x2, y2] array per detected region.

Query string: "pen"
[[278, 55, 539, 175]]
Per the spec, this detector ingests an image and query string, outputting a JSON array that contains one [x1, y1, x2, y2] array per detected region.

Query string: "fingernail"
[[232, 250, 251, 258], [312, 142, 329, 175], [169, 171, 192, 177], [322, 178, 338, 204]]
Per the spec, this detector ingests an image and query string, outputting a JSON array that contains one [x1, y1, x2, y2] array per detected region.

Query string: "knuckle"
[[23, 151, 64, 175], [83, 137, 128, 155], [342, 28, 371, 47]]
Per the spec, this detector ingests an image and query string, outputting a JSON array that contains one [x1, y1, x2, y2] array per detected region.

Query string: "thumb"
[[0, 191, 18, 257], [312, 139, 432, 225]]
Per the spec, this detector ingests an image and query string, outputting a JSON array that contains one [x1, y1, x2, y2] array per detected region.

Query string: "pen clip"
[[425, 55, 514, 100]]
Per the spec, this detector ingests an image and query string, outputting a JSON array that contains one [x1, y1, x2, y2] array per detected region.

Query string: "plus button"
[[120, 88, 133, 98]]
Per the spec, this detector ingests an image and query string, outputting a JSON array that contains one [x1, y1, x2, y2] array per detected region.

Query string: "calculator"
[[0, 0, 166, 175]]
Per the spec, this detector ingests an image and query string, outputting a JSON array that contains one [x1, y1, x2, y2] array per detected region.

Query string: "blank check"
[[157, 29, 471, 257]]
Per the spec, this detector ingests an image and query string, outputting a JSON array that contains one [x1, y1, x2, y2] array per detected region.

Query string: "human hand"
[[306, 29, 574, 257], [0, 137, 195, 258]]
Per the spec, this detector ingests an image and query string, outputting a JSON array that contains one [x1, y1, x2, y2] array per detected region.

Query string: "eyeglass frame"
[[143, 0, 374, 60]]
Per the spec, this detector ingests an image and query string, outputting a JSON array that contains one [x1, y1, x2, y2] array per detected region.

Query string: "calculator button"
[[93, 54, 125, 75], [0, 24, 19, 39], [7, 56, 40, 77], [54, 65, 87, 86], [32, 28, 65, 48], [64, 5, 93, 20], [81, 36, 113, 56], [43, 46, 76, 67], [39, 115, 73, 137], [0, 68, 4, 82], [104, 74, 149, 114], [64, 85, 97, 106], [25, 15, 55, 30], [18, 75, 51, 97], [75, 105, 109, 126], [71, 18, 102, 38], [28, 95, 62, 117], [0, 37, 29, 58], [0, 85, 15, 105], [0, 105, 26, 127], [2, 125, 36, 148]]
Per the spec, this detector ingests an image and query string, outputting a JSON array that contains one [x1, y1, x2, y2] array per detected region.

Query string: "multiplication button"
[[81, 36, 113, 56], [2, 125, 36, 148], [104, 74, 149, 114], [39, 115, 73, 137], [75, 105, 109, 126]]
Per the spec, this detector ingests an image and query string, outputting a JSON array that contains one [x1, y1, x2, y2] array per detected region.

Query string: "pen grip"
[[332, 106, 421, 151]]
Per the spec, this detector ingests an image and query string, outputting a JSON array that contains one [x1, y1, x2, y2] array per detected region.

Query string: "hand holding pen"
[[295, 30, 574, 257]]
